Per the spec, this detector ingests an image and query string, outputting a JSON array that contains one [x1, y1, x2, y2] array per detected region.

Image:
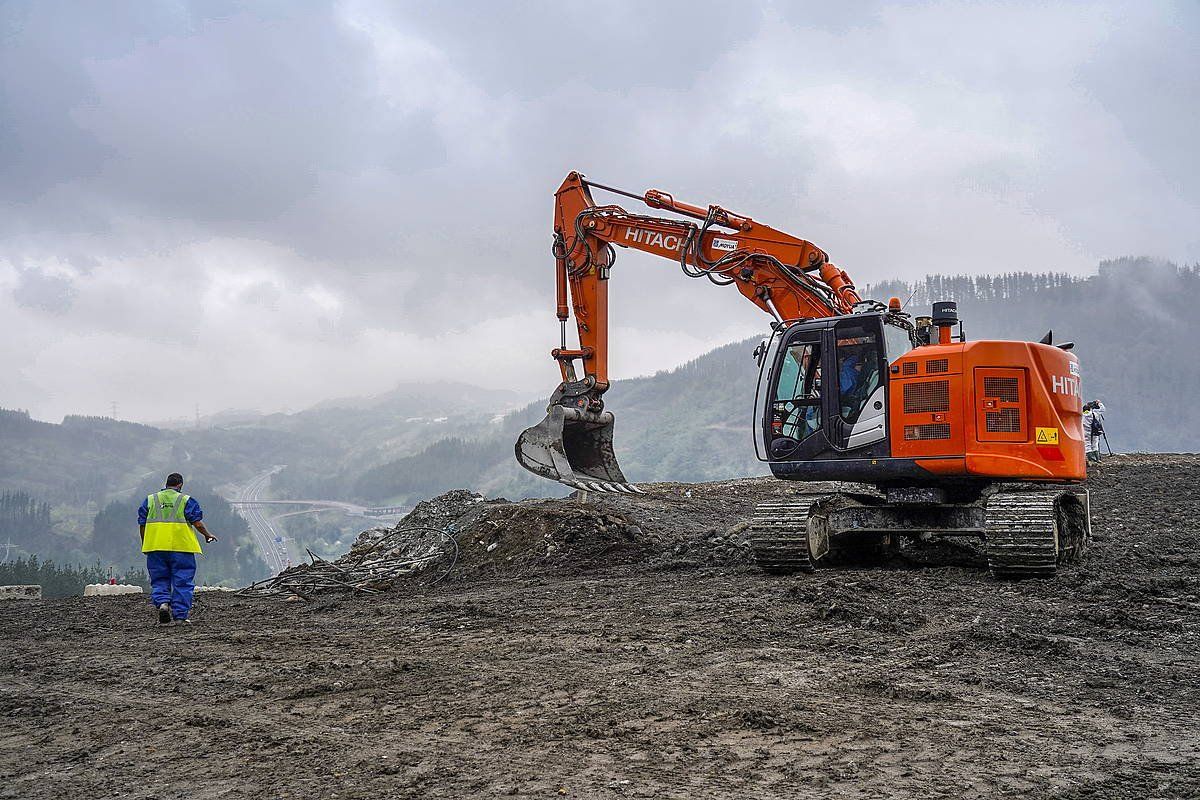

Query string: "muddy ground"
[[1, 453, 1198, 799]]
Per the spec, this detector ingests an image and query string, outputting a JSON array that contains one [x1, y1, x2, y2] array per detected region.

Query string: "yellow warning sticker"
[[1036, 427, 1060, 445]]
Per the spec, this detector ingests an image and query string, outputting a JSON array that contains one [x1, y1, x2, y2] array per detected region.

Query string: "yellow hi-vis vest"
[[142, 489, 202, 554]]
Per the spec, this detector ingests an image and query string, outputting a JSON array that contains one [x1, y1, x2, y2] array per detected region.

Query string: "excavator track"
[[984, 490, 1089, 579], [747, 489, 1091, 579], [747, 496, 826, 574]]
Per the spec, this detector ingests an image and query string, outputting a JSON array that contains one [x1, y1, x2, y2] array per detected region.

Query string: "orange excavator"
[[517, 172, 1090, 578]]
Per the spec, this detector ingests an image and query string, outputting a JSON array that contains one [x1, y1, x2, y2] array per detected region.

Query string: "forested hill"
[[864, 256, 1198, 452], [355, 257, 1200, 505]]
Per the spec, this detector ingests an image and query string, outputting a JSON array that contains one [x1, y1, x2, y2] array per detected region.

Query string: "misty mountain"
[[307, 381, 530, 416], [351, 336, 771, 505], [0, 382, 520, 574], [154, 381, 530, 428]]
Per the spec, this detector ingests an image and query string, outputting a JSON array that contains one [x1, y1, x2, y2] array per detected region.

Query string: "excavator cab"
[[755, 311, 916, 479]]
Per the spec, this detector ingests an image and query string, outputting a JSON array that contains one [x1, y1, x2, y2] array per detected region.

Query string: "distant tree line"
[[863, 259, 1199, 309], [0, 556, 146, 599], [61, 415, 158, 431], [0, 491, 52, 542], [0, 490, 61, 559], [864, 271, 1088, 307]]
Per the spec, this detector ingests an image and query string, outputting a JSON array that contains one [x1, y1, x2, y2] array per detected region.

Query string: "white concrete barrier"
[[83, 584, 143, 597], [0, 585, 42, 601]]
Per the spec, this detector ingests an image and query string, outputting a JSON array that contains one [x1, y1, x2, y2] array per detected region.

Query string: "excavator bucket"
[[515, 406, 643, 493]]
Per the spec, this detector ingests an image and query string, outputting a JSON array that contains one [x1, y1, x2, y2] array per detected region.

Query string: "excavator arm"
[[550, 172, 860, 391], [517, 171, 864, 492]]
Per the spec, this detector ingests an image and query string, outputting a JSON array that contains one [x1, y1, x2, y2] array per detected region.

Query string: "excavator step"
[[747, 496, 825, 574]]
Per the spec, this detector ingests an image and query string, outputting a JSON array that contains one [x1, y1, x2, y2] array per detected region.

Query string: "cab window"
[[773, 342, 822, 440], [883, 321, 915, 364], [835, 324, 882, 425]]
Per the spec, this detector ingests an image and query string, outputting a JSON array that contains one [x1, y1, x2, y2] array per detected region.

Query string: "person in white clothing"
[[1082, 400, 1106, 463]]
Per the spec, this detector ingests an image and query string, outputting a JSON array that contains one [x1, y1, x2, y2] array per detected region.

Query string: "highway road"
[[229, 469, 409, 575], [227, 499, 408, 518], [232, 466, 289, 574]]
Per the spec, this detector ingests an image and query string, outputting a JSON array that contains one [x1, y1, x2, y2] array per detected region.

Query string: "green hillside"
[[351, 335, 773, 505]]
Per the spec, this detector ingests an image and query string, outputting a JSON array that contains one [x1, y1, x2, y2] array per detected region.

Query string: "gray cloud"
[[0, 0, 1196, 421], [12, 265, 74, 313]]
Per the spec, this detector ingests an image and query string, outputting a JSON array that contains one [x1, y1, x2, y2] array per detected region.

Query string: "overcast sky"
[[2, 1, 1196, 423]]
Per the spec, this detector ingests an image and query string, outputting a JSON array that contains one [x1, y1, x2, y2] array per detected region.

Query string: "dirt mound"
[[383, 484, 765, 582], [249, 486, 755, 597]]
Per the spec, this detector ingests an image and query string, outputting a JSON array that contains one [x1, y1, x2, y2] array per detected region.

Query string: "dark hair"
[[166, 473, 184, 488]]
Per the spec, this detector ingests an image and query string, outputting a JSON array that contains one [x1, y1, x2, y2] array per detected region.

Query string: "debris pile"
[[241, 482, 769, 598], [239, 524, 458, 600], [387, 490, 652, 579], [384, 487, 757, 580]]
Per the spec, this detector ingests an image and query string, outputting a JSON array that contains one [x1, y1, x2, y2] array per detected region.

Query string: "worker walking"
[[1082, 401, 1107, 464], [138, 473, 217, 625]]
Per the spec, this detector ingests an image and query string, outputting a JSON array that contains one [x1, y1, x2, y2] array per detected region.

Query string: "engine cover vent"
[[983, 376, 1020, 403], [986, 408, 1021, 433], [904, 423, 951, 440], [903, 380, 950, 414], [901, 362, 918, 376], [974, 367, 1027, 442], [926, 358, 949, 374]]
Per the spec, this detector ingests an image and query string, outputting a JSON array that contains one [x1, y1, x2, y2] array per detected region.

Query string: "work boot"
[[157, 602, 173, 625], [173, 618, 192, 626]]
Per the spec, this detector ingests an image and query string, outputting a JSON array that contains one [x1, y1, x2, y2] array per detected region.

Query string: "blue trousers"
[[146, 551, 197, 620]]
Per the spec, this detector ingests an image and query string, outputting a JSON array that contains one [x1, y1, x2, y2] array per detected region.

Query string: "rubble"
[[375, 484, 770, 581], [238, 524, 458, 599]]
